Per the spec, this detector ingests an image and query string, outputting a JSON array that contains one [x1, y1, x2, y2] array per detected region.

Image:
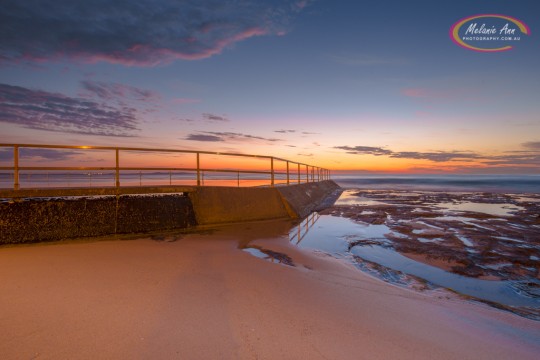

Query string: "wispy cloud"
[[274, 129, 296, 133], [330, 54, 407, 66], [172, 98, 201, 105], [400, 87, 485, 104], [390, 151, 479, 162], [481, 153, 540, 166], [0, 148, 81, 161], [522, 141, 540, 150], [294, 0, 311, 10], [401, 88, 459, 99], [184, 134, 223, 142], [184, 131, 282, 143], [334, 145, 393, 156], [81, 81, 159, 101], [302, 131, 320, 135], [0, 83, 139, 136], [0, 1, 309, 66], [202, 113, 229, 122]]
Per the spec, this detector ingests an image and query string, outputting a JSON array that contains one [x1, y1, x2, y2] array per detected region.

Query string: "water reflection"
[[289, 212, 320, 245], [334, 190, 389, 206], [242, 247, 295, 266]]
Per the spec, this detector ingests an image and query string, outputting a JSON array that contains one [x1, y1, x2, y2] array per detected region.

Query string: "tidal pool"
[[290, 214, 540, 308], [434, 201, 524, 217]]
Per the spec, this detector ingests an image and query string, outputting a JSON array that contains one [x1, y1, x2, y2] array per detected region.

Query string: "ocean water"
[[333, 175, 540, 194], [2, 172, 538, 193]]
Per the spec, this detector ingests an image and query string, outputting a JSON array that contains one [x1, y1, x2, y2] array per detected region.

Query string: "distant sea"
[[333, 175, 540, 194]]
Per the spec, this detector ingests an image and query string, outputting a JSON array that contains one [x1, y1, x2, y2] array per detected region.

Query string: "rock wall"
[[0, 194, 196, 244]]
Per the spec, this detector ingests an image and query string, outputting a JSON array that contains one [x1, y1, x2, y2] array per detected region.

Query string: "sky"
[[1, 0, 539, 174]]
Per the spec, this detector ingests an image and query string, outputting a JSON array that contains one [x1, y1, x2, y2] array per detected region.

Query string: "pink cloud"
[[401, 87, 493, 107], [401, 88, 459, 99], [79, 28, 269, 66], [81, 81, 160, 102], [172, 98, 201, 105], [295, 1, 309, 10]]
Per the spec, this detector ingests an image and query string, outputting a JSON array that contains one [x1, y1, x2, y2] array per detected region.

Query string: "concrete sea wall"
[[0, 180, 341, 244]]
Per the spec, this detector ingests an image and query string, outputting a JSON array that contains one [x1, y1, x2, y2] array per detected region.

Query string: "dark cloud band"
[[0, 0, 307, 66], [184, 131, 282, 143], [334, 145, 479, 162]]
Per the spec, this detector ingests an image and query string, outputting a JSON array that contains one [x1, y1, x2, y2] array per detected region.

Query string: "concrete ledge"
[[277, 181, 341, 219], [0, 185, 197, 198], [0, 181, 341, 244]]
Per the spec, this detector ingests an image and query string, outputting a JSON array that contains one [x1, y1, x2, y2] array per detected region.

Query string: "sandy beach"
[[1, 219, 539, 359]]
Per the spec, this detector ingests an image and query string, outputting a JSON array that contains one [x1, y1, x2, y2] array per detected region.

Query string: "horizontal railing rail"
[[0, 143, 331, 193]]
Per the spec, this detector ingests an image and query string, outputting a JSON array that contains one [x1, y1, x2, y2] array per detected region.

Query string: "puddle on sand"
[[242, 247, 295, 266], [290, 214, 540, 309], [434, 201, 524, 217]]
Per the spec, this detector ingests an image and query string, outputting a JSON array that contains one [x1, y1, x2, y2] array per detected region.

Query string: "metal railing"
[[0, 143, 331, 192]]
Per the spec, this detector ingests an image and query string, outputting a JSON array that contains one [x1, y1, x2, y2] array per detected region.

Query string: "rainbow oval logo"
[[450, 14, 530, 52]]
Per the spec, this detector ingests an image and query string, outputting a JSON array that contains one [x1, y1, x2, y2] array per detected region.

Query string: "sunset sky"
[[1, 0, 539, 174]]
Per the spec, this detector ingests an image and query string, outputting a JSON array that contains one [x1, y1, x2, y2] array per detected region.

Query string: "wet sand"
[[1, 221, 540, 359]]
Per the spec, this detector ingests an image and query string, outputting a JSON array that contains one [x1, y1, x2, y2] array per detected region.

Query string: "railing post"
[[297, 163, 300, 184], [13, 145, 20, 190], [286, 161, 290, 185], [115, 148, 120, 189], [270, 157, 274, 187], [237, 171, 240, 187], [196, 153, 201, 186], [305, 165, 309, 183]]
